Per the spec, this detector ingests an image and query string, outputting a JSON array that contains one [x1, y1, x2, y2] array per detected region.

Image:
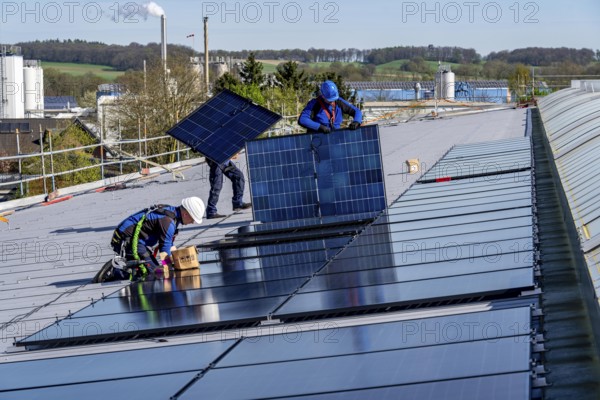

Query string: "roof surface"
[[2, 105, 597, 398]]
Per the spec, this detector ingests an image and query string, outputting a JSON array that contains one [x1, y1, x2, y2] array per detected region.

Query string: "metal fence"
[[0, 114, 305, 200], [0, 133, 199, 198]]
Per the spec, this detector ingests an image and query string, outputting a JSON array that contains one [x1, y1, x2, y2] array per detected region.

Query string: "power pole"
[[204, 17, 210, 97]]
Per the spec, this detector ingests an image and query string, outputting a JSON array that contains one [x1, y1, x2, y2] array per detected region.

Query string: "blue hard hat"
[[320, 80, 339, 102]]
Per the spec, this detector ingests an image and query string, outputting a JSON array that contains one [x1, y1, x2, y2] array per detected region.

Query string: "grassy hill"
[[257, 60, 281, 74], [41, 62, 124, 81]]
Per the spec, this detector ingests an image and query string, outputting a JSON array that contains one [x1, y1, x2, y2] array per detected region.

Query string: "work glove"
[[348, 121, 361, 130], [318, 125, 331, 134]]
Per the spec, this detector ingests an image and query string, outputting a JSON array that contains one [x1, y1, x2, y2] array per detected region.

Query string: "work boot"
[[206, 213, 227, 219], [233, 203, 252, 212], [130, 264, 149, 282]]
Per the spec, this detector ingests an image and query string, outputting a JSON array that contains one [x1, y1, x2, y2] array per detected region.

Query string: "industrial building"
[[0, 80, 599, 399], [0, 46, 44, 119]]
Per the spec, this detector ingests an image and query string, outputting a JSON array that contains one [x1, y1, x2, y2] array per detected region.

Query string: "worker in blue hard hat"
[[298, 80, 362, 133]]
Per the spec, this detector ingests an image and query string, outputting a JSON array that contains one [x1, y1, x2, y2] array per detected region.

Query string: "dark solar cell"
[[166, 89, 281, 164]]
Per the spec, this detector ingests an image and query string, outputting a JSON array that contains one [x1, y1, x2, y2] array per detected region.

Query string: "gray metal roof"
[[3, 106, 597, 398], [538, 81, 600, 294]]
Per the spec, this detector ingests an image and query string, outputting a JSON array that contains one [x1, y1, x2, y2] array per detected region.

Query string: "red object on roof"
[[436, 177, 452, 182], [42, 195, 73, 206]]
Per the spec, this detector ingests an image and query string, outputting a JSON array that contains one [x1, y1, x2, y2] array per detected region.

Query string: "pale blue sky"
[[1, 0, 598, 57]]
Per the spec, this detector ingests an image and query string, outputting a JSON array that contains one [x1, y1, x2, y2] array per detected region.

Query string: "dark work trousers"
[[206, 159, 245, 217]]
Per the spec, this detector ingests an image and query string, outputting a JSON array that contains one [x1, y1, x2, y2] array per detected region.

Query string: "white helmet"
[[181, 197, 205, 224]]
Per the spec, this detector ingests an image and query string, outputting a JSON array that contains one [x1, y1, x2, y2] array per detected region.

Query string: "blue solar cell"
[[166, 90, 282, 164], [247, 125, 387, 222]]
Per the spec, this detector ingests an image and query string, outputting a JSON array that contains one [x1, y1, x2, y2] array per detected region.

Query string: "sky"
[[0, 0, 599, 57]]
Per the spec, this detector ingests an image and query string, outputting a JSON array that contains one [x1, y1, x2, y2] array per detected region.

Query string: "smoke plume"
[[109, 2, 165, 21]]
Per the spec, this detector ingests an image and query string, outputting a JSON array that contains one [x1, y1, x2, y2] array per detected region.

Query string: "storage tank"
[[23, 60, 44, 118], [414, 82, 421, 100], [210, 62, 229, 79], [1, 51, 25, 118], [435, 64, 455, 100], [96, 84, 123, 128]]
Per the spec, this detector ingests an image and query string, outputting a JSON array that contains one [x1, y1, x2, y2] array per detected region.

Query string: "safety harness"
[[311, 98, 341, 128], [112, 205, 177, 280], [131, 204, 177, 258]]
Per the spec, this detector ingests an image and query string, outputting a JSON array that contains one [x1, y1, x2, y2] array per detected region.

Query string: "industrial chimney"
[[161, 14, 167, 73], [204, 16, 209, 96]]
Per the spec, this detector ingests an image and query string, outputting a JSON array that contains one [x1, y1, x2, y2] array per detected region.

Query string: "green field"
[[376, 59, 463, 71], [257, 60, 281, 74], [305, 62, 363, 69], [41, 62, 124, 81]]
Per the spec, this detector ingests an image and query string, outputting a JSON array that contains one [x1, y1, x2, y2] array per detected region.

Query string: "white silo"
[[443, 69, 455, 100], [435, 64, 455, 100], [210, 61, 229, 79], [1, 50, 25, 118], [23, 60, 44, 118]]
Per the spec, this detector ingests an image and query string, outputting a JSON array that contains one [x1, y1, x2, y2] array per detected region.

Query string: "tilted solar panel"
[[247, 125, 387, 222], [166, 89, 282, 164]]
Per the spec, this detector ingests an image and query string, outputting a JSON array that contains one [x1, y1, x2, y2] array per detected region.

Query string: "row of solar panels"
[[347, 80, 509, 91], [20, 138, 537, 345], [3, 304, 537, 399], [14, 136, 541, 398]]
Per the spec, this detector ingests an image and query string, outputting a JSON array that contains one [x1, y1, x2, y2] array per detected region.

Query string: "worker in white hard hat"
[[95, 197, 205, 282]]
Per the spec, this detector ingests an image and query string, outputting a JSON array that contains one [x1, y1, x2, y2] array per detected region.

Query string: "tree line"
[[487, 47, 598, 66], [16, 39, 194, 71], [16, 40, 592, 71]]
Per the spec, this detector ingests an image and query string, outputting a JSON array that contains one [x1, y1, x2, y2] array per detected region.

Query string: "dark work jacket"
[[116, 206, 181, 255]]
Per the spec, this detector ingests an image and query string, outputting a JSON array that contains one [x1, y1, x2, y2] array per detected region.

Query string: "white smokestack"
[[161, 14, 167, 72]]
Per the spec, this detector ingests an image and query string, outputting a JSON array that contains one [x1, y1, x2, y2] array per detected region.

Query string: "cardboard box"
[[171, 246, 200, 270], [406, 159, 420, 174]]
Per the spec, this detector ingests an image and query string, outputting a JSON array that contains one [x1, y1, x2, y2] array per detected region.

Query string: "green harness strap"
[[128, 205, 176, 280], [131, 214, 146, 261]]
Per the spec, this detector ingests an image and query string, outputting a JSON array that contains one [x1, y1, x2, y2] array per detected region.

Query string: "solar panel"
[[419, 138, 532, 182], [2, 373, 198, 400], [166, 89, 282, 164], [200, 224, 363, 250], [271, 374, 531, 400], [5, 307, 533, 399], [0, 341, 233, 391], [18, 236, 353, 347], [247, 125, 387, 222], [180, 313, 532, 399], [228, 212, 377, 237], [275, 268, 533, 318]]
